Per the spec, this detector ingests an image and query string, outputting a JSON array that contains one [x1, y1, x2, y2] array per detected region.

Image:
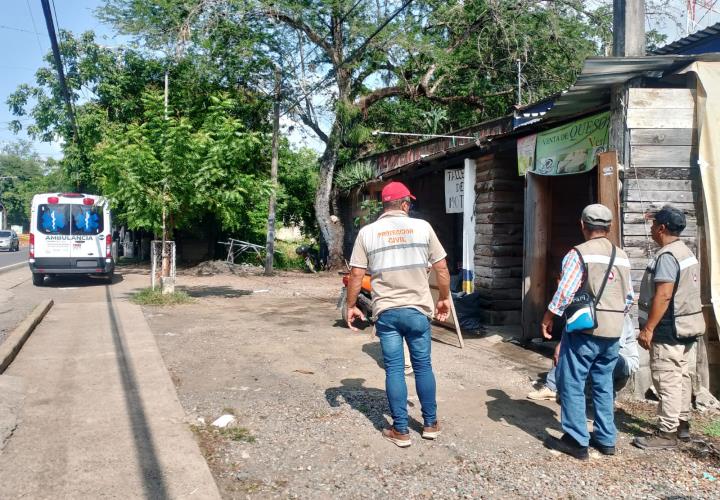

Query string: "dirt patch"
[[183, 260, 264, 277], [145, 271, 720, 498]]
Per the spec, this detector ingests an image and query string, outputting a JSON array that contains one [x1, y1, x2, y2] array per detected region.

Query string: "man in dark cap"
[[633, 205, 705, 449], [346, 181, 451, 448], [541, 204, 634, 460]]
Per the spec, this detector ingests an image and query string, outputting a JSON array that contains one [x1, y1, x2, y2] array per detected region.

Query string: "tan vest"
[[574, 238, 631, 338], [638, 240, 705, 339]]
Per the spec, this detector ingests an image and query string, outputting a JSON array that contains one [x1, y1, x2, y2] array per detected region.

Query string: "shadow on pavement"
[[105, 287, 169, 499], [41, 274, 124, 288], [485, 389, 561, 442], [362, 342, 384, 370]]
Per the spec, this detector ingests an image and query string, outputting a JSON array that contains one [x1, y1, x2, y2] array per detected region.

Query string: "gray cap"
[[581, 204, 612, 227]]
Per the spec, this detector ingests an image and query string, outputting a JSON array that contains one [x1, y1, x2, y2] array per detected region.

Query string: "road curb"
[[0, 299, 54, 374], [0, 262, 25, 275]]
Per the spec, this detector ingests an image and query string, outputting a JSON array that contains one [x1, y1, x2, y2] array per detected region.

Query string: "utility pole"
[[610, 0, 645, 166], [40, 0, 78, 143], [264, 66, 281, 276], [612, 0, 646, 58]]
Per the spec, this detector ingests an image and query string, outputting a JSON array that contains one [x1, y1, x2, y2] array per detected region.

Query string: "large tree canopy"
[[7, 30, 316, 243]]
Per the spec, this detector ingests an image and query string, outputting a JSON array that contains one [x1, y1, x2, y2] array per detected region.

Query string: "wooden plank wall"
[[624, 87, 699, 310], [474, 152, 524, 324]]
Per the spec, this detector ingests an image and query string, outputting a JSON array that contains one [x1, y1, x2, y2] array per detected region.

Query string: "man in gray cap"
[[541, 204, 634, 460], [633, 205, 705, 449]]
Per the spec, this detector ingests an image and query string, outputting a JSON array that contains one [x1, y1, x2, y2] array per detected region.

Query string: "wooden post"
[[521, 173, 551, 340], [597, 151, 621, 246]]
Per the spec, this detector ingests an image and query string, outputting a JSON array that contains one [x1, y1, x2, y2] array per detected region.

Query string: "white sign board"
[[445, 168, 464, 213]]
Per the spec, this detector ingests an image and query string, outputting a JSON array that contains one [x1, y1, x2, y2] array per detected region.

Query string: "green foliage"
[[353, 199, 382, 227], [93, 92, 269, 237], [334, 162, 374, 193], [0, 141, 66, 229], [131, 288, 193, 305]]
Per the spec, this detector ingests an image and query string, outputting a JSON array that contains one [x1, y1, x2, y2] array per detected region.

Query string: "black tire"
[[105, 270, 114, 284], [32, 273, 44, 286]]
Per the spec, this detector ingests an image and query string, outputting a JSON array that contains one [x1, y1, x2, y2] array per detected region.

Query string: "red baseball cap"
[[381, 181, 416, 203]]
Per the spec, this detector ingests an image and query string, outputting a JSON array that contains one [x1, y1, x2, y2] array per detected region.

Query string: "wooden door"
[[521, 173, 552, 340]]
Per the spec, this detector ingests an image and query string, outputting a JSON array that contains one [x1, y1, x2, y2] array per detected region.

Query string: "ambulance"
[[29, 193, 115, 286]]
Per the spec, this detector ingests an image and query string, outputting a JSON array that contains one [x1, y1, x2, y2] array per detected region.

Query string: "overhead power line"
[[24, 0, 45, 55], [39, 0, 78, 142]]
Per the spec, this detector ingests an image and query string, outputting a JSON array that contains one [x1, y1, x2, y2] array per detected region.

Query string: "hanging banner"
[[532, 111, 610, 176], [517, 133, 537, 176], [445, 168, 464, 213]]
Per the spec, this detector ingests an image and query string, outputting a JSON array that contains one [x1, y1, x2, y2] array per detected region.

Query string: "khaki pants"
[[650, 341, 697, 432]]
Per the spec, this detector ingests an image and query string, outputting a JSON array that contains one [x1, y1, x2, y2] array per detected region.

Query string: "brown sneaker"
[[677, 420, 691, 442], [632, 429, 678, 450], [422, 421, 441, 440], [382, 427, 411, 447]]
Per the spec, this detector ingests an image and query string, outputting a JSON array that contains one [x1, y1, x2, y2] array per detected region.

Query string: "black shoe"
[[545, 433, 589, 461], [677, 420, 690, 442], [589, 435, 616, 455]]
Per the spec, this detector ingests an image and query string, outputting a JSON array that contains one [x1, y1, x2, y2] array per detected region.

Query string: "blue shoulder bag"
[[563, 244, 616, 333]]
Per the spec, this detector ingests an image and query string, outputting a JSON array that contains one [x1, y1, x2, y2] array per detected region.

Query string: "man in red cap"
[[346, 180, 451, 447]]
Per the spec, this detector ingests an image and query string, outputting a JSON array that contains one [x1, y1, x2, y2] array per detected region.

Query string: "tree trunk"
[[314, 136, 345, 270]]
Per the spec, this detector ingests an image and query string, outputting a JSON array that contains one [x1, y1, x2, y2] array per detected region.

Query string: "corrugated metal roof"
[[654, 22, 720, 55], [543, 53, 720, 121]]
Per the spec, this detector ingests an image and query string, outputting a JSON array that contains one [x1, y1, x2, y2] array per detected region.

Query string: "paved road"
[[0, 271, 220, 498], [0, 247, 28, 271]]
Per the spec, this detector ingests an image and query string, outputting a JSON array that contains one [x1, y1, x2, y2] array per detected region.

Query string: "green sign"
[[532, 111, 610, 176]]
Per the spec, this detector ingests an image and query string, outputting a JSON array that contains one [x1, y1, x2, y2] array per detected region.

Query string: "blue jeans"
[[556, 332, 619, 447], [546, 350, 628, 393], [375, 308, 437, 433]]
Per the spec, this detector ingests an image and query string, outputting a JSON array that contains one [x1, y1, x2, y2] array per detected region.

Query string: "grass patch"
[[220, 426, 256, 443], [131, 288, 192, 306], [702, 419, 720, 438]]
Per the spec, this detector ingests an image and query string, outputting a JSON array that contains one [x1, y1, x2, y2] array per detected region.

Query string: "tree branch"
[[356, 85, 405, 112], [298, 111, 329, 144], [260, 7, 334, 60]]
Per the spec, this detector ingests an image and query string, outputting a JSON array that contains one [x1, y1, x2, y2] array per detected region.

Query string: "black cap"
[[653, 205, 686, 233]]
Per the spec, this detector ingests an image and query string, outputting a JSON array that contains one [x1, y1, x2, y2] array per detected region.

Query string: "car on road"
[[29, 193, 115, 286], [0, 230, 20, 252]]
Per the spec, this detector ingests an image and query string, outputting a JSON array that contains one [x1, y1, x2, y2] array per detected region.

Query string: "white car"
[[0, 230, 20, 252]]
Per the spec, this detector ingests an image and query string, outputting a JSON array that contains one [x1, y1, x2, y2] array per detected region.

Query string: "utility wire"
[[40, 0, 78, 143], [24, 0, 45, 56]]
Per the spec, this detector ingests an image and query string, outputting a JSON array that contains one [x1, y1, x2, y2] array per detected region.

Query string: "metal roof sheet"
[[542, 53, 720, 121], [654, 22, 720, 55]]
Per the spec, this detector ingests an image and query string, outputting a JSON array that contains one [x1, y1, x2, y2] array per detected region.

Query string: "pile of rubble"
[[184, 260, 263, 277]]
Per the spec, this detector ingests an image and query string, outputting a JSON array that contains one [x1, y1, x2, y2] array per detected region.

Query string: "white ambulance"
[[29, 193, 115, 286]]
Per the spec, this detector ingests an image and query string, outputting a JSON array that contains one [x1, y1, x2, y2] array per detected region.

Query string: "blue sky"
[[0, 0, 118, 159]]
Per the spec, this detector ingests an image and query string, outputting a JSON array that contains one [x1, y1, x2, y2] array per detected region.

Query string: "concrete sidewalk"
[[0, 278, 220, 499]]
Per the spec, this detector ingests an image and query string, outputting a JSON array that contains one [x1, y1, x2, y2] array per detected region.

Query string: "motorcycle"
[[337, 271, 373, 326]]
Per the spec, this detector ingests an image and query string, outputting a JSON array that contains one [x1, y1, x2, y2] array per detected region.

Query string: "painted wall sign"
[[532, 111, 610, 176], [445, 168, 464, 213], [517, 133, 537, 176]]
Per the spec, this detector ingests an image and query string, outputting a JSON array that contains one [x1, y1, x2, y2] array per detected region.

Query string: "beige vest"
[[638, 240, 705, 339], [574, 238, 631, 338]]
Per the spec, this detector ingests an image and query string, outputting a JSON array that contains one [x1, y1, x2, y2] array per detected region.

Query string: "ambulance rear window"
[[71, 205, 104, 234], [37, 204, 71, 235]]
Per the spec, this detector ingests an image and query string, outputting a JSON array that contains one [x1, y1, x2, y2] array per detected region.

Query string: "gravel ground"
[[142, 268, 720, 499]]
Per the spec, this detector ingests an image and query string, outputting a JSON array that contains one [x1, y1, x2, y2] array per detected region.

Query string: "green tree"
[[93, 93, 268, 239]]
